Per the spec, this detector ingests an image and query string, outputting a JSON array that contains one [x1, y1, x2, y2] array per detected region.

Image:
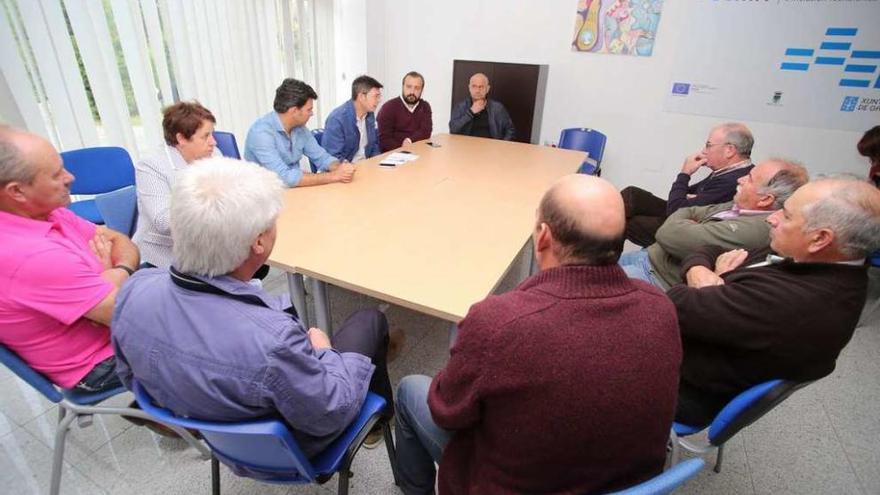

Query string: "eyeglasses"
[[705, 141, 730, 149]]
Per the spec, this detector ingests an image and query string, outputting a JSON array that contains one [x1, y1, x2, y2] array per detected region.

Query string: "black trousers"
[[621, 186, 668, 247], [675, 382, 725, 427], [330, 309, 393, 416]]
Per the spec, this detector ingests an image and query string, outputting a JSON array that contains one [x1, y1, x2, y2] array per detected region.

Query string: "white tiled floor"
[[2, 262, 878, 494]]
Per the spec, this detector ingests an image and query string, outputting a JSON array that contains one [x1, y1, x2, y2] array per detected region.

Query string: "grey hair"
[[801, 174, 880, 259], [171, 157, 284, 276], [758, 158, 809, 210], [716, 122, 754, 158], [0, 125, 38, 186]]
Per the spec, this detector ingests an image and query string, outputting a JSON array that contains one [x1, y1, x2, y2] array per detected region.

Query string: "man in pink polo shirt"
[[0, 126, 139, 392]]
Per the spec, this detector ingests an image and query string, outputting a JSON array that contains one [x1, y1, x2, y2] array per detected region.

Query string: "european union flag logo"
[[840, 96, 859, 112], [672, 83, 690, 95]]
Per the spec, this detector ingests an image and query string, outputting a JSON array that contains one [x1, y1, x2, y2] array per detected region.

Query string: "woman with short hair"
[[133, 101, 218, 268]]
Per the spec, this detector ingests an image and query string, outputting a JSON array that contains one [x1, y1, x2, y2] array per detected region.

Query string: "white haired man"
[[111, 157, 393, 457], [672, 176, 880, 426]]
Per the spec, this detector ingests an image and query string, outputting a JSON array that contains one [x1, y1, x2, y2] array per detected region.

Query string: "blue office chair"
[[558, 127, 607, 176], [132, 379, 398, 495], [61, 146, 136, 224], [95, 185, 137, 236], [213, 131, 241, 159], [0, 345, 209, 495], [671, 379, 811, 473], [608, 458, 705, 495], [309, 128, 325, 173]]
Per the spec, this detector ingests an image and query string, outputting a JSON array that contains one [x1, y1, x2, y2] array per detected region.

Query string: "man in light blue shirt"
[[245, 78, 355, 187]]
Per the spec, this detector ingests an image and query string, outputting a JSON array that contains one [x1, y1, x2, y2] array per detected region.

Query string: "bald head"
[[537, 174, 625, 265], [468, 73, 490, 101], [0, 126, 72, 219], [0, 125, 46, 186]]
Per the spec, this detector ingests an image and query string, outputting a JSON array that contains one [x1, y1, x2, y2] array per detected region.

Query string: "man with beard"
[[377, 71, 433, 152]]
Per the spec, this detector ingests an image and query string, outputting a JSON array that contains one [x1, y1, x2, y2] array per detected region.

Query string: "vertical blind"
[[0, 0, 332, 158]]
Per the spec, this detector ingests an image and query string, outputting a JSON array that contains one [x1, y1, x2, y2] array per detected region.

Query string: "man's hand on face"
[[308, 327, 332, 350], [470, 99, 487, 114], [402, 138, 413, 146], [681, 152, 708, 175]]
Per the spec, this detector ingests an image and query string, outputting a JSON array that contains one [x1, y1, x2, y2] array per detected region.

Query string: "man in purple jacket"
[[621, 123, 755, 247], [111, 157, 393, 460]]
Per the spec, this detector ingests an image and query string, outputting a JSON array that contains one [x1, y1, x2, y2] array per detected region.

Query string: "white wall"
[[365, 0, 870, 194]]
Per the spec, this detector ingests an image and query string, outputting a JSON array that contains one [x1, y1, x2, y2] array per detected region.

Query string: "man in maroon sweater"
[[671, 176, 880, 426], [377, 71, 433, 152], [394, 175, 682, 494]]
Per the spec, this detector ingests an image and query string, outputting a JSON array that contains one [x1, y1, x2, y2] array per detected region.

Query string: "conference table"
[[268, 133, 586, 334]]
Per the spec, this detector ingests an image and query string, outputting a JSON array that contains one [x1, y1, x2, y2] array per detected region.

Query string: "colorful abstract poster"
[[663, 1, 880, 132], [571, 0, 664, 56]]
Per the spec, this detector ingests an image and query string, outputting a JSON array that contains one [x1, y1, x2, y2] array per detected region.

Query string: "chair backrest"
[[95, 185, 138, 236], [61, 147, 135, 195], [311, 128, 324, 146], [0, 344, 64, 403], [309, 129, 325, 173], [708, 379, 811, 445], [131, 380, 317, 481], [213, 131, 241, 159], [609, 458, 705, 495], [558, 128, 607, 165]]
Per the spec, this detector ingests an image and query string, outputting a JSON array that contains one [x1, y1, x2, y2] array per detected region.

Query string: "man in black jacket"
[[448, 73, 515, 141], [669, 176, 880, 426], [621, 123, 754, 247]]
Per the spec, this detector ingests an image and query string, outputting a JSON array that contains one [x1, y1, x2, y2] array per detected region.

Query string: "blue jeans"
[[618, 249, 663, 288], [394, 375, 452, 495]]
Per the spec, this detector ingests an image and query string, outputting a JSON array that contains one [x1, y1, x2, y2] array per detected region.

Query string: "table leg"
[[287, 272, 309, 328], [448, 322, 459, 349], [312, 277, 332, 335]]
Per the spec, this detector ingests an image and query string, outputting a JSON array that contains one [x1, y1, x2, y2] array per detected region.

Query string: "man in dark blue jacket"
[[322, 75, 383, 162], [621, 123, 755, 247], [449, 73, 515, 141]]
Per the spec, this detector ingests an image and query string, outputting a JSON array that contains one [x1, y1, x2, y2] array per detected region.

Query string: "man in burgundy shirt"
[[377, 71, 433, 152], [394, 175, 682, 494]]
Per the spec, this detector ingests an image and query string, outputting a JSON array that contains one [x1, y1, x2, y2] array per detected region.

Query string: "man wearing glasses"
[[621, 123, 755, 247]]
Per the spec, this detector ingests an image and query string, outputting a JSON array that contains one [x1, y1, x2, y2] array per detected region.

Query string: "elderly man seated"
[[621, 122, 756, 246], [618, 158, 808, 290], [393, 175, 682, 494], [670, 175, 880, 426], [0, 126, 139, 392], [111, 157, 394, 456]]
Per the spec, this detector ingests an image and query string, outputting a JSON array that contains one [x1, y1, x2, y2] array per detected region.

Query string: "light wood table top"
[[269, 133, 586, 322]]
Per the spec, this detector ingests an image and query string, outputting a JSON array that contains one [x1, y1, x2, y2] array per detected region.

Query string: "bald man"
[[448, 72, 515, 141], [393, 175, 682, 494], [0, 126, 139, 392], [671, 176, 880, 427]]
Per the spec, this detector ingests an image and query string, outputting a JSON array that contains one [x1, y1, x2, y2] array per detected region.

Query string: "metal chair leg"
[[211, 457, 220, 495], [383, 421, 400, 486], [337, 467, 350, 495], [714, 443, 725, 473], [49, 407, 77, 495]]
